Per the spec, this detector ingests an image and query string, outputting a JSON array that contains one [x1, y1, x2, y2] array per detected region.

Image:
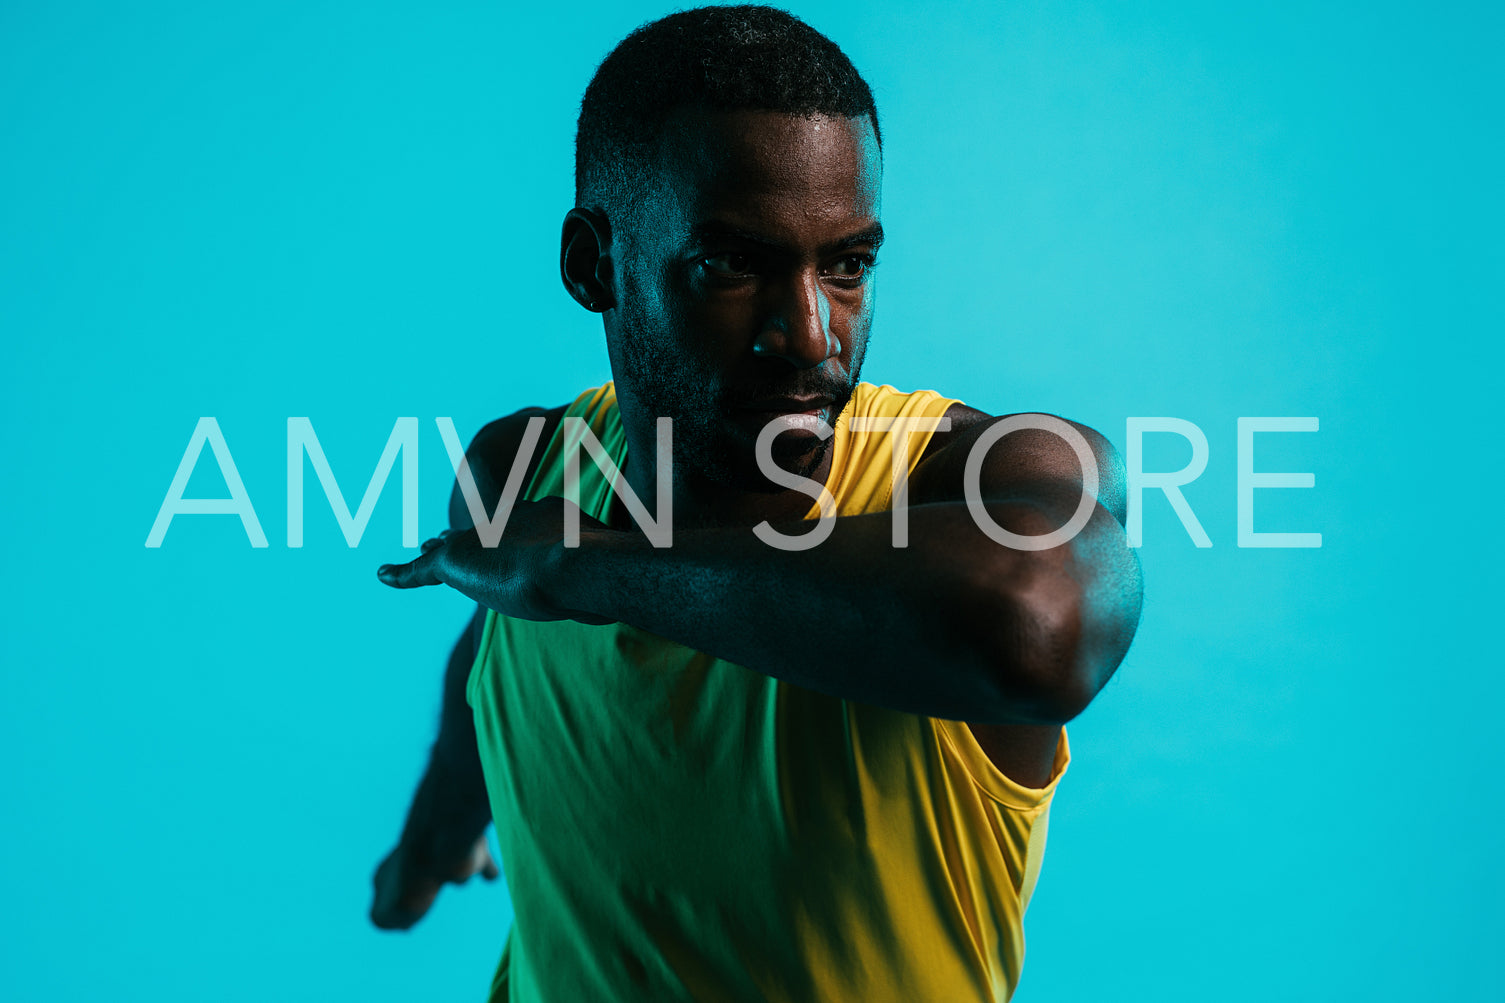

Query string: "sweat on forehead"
[[639, 110, 882, 226]]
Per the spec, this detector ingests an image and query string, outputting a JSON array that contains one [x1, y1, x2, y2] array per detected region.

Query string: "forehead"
[[644, 109, 881, 243]]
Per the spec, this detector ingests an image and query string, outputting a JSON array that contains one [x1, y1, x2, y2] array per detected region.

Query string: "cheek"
[[646, 255, 718, 342], [839, 283, 876, 354], [620, 262, 699, 362], [680, 293, 763, 365]]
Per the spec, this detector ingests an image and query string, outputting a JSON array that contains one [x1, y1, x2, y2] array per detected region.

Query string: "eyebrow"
[[688, 221, 885, 256]]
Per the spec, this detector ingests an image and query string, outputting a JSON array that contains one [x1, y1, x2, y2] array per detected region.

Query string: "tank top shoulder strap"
[[823, 382, 962, 517], [523, 383, 624, 522], [520, 381, 961, 522]]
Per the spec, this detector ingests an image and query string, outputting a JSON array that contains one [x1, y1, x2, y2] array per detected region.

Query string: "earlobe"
[[560, 208, 617, 313]]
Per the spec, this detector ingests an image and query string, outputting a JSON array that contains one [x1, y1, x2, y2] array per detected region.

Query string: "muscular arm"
[[369, 406, 562, 930], [401, 409, 562, 843], [555, 434, 1136, 724], [387, 408, 1142, 731], [369, 607, 495, 931]]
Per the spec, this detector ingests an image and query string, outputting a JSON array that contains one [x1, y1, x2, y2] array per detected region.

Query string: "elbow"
[[992, 607, 1098, 726], [964, 560, 1132, 726]]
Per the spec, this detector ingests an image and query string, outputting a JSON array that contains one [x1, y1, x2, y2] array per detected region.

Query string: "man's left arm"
[[379, 410, 1142, 729]]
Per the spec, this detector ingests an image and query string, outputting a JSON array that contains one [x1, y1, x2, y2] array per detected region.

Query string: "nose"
[[752, 272, 839, 368]]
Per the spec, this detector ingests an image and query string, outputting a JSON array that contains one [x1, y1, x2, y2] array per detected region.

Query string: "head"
[[561, 6, 883, 492]]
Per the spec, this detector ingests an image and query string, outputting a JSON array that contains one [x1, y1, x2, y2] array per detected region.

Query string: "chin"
[[733, 436, 832, 494]]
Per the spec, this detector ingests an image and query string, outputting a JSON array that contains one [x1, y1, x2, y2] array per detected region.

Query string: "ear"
[[560, 208, 616, 313]]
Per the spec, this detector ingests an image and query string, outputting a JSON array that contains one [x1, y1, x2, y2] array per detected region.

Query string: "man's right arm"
[[428, 406, 565, 803], [369, 405, 564, 930]]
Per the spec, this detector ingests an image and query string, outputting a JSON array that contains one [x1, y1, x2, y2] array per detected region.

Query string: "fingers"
[[377, 551, 443, 589], [381, 529, 464, 588], [420, 528, 459, 554]]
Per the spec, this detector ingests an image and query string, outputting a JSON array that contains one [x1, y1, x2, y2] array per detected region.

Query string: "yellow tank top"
[[468, 382, 1070, 1002]]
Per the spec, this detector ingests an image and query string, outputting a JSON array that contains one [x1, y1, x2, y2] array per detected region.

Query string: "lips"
[[730, 396, 836, 439], [736, 395, 835, 416]]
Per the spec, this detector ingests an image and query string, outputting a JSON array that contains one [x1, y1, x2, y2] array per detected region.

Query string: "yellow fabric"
[[468, 382, 1070, 1002]]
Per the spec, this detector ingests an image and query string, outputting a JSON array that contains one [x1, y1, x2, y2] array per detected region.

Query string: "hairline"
[[578, 106, 883, 226]]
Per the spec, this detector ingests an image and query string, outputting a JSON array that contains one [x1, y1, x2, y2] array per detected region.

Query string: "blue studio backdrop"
[[3, 2, 1501, 1000]]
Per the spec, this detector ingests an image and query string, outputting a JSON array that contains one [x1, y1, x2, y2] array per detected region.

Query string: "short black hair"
[[575, 5, 880, 225]]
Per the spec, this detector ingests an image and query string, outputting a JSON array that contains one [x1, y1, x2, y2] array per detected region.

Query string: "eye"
[[702, 253, 754, 277], [828, 254, 875, 279]]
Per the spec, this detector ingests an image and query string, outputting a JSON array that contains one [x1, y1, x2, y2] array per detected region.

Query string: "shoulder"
[[447, 404, 569, 530], [913, 402, 1128, 525]]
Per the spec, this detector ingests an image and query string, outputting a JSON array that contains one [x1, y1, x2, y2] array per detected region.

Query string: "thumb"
[[468, 837, 501, 881], [377, 551, 443, 589], [456, 836, 500, 884], [467, 835, 500, 881]]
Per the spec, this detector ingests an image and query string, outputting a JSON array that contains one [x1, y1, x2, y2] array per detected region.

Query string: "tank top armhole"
[[933, 719, 1071, 812]]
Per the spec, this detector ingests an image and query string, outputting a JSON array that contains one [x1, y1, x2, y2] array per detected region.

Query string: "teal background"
[[3, 1, 1501, 999]]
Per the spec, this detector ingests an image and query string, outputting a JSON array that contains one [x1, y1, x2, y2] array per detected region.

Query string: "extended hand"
[[376, 497, 613, 624]]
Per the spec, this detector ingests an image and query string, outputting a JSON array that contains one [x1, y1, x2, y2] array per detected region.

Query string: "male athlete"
[[369, 7, 1142, 1001]]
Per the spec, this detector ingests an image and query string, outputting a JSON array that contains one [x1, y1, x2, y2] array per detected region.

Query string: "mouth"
[[732, 396, 836, 433]]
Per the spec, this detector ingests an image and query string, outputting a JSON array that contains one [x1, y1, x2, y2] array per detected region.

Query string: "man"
[[370, 6, 1142, 1001]]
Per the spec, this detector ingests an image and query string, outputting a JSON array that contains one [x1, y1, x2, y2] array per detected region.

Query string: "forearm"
[[403, 615, 491, 853], [549, 499, 1138, 725]]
